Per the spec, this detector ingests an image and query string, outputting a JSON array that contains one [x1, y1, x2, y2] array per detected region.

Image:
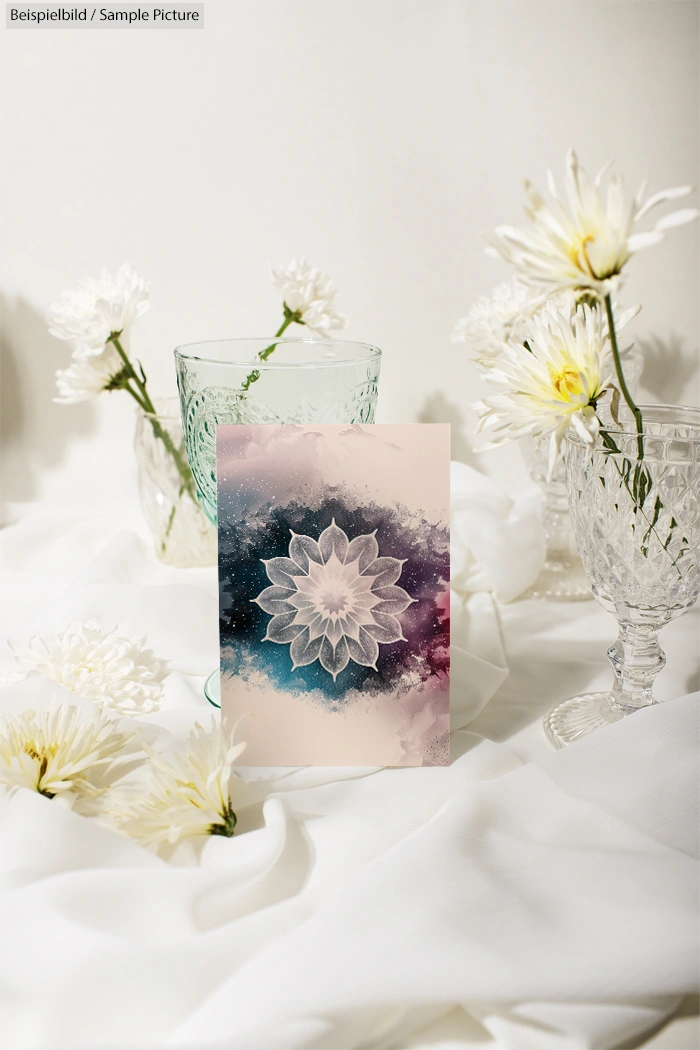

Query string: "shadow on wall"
[[0, 293, 97, 503], [418, 392, 481, 469], [638, 334, 700, 405]]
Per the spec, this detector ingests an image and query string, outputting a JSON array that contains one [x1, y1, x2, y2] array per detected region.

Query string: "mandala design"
[[254, 521, 415, 680]]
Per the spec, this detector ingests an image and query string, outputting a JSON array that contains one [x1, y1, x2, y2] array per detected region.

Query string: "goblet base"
[[204, 670, 221, 709], [523, 556, 592, 602], [543, 692, 628, 749]]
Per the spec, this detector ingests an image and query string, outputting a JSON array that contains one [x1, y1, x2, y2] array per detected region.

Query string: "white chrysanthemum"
[[452, 278, 547, 362], [270, 257, 348, 333], [47, 262, 150, 358], [0, 704, 133, 806], [254, 520, 415, 681], [54, 342, 125, 403], [108, 719, 246, 848], [8, 622, 167, 717], [488, 149, 698, 297], [475, 303, 613, 479]]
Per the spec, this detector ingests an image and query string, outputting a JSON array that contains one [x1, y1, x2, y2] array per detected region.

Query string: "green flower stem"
[[210, 803, 237, 837], [239, 308, 303, 394], [109, 333, 198, 506], [604, 294, 644, 460]]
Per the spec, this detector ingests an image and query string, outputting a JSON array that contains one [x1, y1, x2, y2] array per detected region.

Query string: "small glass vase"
[[174, 337, 382, 705], [544, 404, 700, 748], [519, 437, 591, 601], [134, 397, 217, 567]]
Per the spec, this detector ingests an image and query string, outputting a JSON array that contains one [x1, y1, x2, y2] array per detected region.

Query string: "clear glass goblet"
[[174, 337, 382, 706], [519, 437, 591, 601], [544, 404, 700, 748]]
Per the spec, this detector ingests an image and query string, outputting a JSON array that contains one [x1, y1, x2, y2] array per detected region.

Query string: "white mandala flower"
[[8, 622, 167, 717], [254, 521, 415, 681], [54, 342, 125, 403], [475, 303, 613, 480], [47, 262, 150, 358], [270, 257, 348, 333], [107, 719, 246, 848], [0, 704, 133, 805], [488, 149, 698, 297]]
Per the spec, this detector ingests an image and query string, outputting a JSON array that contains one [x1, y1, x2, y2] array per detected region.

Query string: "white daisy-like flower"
[[254, 520, 415, 681], [488, 149, 698, 297], [47, 262, 150, 358], [452, 278, 548, 363], [475, 303, 614, 479], [54, 342, 126, 403], [0, 704, 133, 806], [8, 622, 167, 717], [270, 257, 348, 333], [108, 719, 246, 848]]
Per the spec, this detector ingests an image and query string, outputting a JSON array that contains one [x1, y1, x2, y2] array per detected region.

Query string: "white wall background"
[[1, 0, 698, 513]]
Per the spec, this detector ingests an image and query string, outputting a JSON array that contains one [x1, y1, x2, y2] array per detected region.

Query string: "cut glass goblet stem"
[[544, 622, 666, 749]]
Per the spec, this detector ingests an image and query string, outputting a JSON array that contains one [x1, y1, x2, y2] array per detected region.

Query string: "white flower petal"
[[289, 534, 323, 573], [372, 585, 415, 615], [346, 533, 379, 573], [363, 612, 405, 644], [319, 636, 350, 680], [363, 557, 404, 587], [264, 611, 304, 644], [346, 629, 379, 670], [264, 557, 306, 587], [634, 184, 694, 221], [318, 520, 349, 564], [290, 629, 324, 668], [254, 585, 296, 615], [651, 207, 700, 232]]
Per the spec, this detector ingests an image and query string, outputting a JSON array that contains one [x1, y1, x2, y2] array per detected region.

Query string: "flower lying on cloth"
[[46, 262, 150, 358], [488, 148, 698, 298], [270, 256, 348, 335], [0, 704, 133, 807], [254, 520, 415, 681], [475, 303, 613, 480], [8, 622, 168, 717], [107, 719, 246, 848]]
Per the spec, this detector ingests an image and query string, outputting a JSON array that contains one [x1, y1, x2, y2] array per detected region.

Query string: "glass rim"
[[138, 395, 181, 422], [565, 403, 700, 447], [173, 336, 382, 369]]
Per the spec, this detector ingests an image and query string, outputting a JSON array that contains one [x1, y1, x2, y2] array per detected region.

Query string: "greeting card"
[[216, 424, 450, 766]]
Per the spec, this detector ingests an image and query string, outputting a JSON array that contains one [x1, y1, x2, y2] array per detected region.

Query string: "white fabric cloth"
[[450, 462, 544, 603], [0, 490, 697, 1050]]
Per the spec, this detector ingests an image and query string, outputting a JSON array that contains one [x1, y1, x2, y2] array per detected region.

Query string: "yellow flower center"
[[568, 233, 598, 278], [548, 363, 584, 402]]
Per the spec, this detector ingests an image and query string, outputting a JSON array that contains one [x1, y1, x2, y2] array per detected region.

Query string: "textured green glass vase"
[[174, 338, 382, 525]]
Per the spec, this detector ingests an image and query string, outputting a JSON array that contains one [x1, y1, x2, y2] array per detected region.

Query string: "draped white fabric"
[[0, 487, 697, 1050]]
